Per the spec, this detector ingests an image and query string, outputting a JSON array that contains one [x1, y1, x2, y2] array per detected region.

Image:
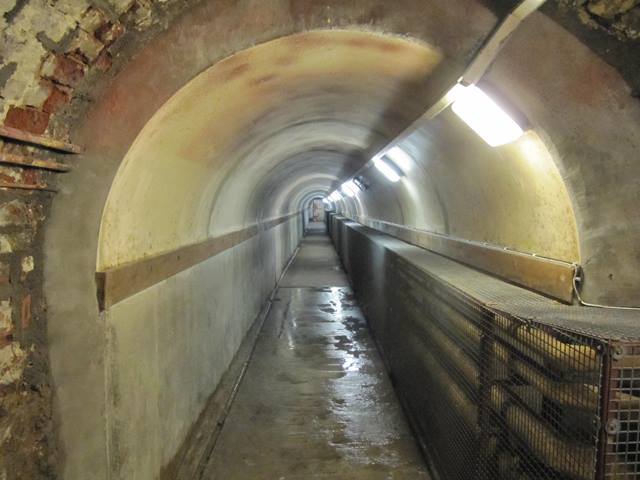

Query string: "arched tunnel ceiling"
[[85, 3, 639, 305], [98, 30, 442, 269], [99, 27, 581, 273]]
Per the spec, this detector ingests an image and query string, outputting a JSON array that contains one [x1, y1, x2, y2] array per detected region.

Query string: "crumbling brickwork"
[[0, 0, 167, 134], [0, 1, 188, 477], [580, 0, 640, 40], [0, 179, 55, 479], [549, 0, 640, 93]]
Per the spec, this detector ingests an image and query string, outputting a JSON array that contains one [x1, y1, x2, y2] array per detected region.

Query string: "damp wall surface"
[[48, 208, 302, 480], [101, 217, 302, 479]]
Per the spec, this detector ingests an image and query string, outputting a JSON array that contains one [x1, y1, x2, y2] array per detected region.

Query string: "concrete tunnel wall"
[[90, 30, 442, 478], [42, 3, 499, 476], [331, 9, 640, 304], [0, 0, 637, 478]]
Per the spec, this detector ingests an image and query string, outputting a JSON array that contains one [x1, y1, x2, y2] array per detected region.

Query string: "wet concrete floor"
[[203, 222, 429, 479]]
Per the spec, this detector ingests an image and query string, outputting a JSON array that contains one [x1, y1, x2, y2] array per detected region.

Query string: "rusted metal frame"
[[354, 215, 577, 303], [96, 212, 299, 310], [596, 343, 614, 480], [597, 343, 640, 479], [0, 151, 70, 172], [0, 125, 83, 154], [0, 181, 56, 192]]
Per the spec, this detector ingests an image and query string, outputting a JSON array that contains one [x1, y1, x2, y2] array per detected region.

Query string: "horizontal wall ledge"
[[96, 212, 299, 310], [352, 215, 577, 303]]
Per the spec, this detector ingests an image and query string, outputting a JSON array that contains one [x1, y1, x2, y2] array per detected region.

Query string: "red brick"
[[94, 50, 113, 72], [42, 84, 71, 114], [43, 54, 87, 87], [0, 200, 32, 227], [20, 295, 31, 330], [95, 22, 125, 46], [0, 262, 9, 285], [21, 169, 42, 187], [3, 106, 50, 135], [0, 165, 23, 185], [0, 334, 13, 349]]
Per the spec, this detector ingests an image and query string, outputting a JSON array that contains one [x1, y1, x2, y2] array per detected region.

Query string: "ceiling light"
[[330, 191, 342, 202], [445, 83, 467, 103], [451, 84, 524, 147], [341, 180, 358, 198], [373, 157, 401, 183], [384, 146, 413, 171], [352, 176, 369, 191]]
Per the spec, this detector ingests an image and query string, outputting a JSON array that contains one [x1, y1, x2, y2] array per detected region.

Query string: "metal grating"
[[327, 213, 640, 480], [602, 344, 640, 478]]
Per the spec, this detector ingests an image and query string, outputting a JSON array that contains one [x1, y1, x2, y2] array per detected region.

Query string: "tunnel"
[[0, 0, 639, 479]]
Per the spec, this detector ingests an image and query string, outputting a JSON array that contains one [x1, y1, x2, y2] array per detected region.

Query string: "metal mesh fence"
[[603, 344, 640, 478], [327, 213, 640, 480]]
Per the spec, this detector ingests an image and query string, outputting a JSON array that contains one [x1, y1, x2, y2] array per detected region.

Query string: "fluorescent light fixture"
[[373, 157, 401, 183], [330, 191, 342, 202], [352, 177, 367, 191], [341, 180, 358, 197], [385, 146, 413, 172], [322, 198, 330, 205], [445, 83, 467, 103], [451, 84, 524, 147]]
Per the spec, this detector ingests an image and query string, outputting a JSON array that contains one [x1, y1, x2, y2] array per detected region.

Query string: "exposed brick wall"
[[579, 0, 640, 40], [546, 0, 640, 94], [0, 1, 191, 477], [0, 0, 148, 136], [0, 172, 55, 479]]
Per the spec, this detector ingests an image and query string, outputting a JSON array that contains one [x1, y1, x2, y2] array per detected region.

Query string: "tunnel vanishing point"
[[1, 0, 640, 479]]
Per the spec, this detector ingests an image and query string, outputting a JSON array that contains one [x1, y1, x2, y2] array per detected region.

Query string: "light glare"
[[445, 83, 467, 103], [385, 146, 413, 172], [373, 158, 401, 183], [341, 180, 358, 197], [451, 85, 523, 147]]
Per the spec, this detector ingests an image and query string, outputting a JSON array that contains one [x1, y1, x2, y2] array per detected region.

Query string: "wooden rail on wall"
[[353, 216, 578, 303], [96, 212, 299, 310]]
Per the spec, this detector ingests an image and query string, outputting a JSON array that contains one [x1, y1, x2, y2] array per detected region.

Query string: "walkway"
[[202, 222, 429, 479]]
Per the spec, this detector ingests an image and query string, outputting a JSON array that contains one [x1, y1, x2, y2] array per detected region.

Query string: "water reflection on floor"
[[203, 227, 429, 479]]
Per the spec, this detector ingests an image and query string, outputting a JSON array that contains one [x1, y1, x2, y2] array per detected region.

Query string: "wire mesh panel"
[[327, 215, 640, 480], [602, 344, 640, 478], [386, 252, 605, 480]]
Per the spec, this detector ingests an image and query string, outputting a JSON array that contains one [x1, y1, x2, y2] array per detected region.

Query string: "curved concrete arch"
[[98, 30, 442, 269], [281, 178, 334, 215]]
